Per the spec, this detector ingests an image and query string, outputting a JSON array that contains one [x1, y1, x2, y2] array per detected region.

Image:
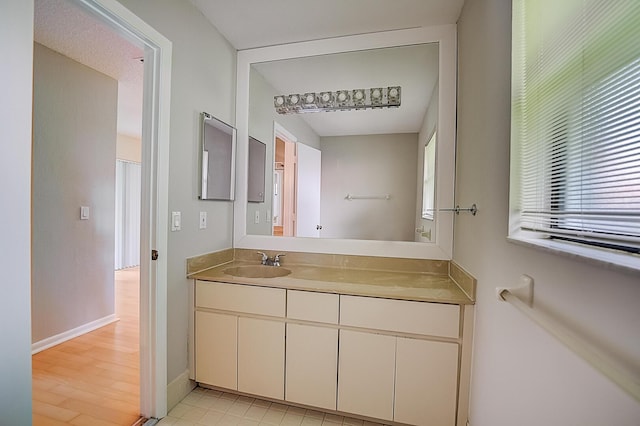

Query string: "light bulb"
[[372, 89, 381, 99], [338, 92, 347, 102], [290, 95, 299, 104], [322, 93, 331, 102], [305, 94, 314, 103], [354, 90, 364, 100], [389, 88, 398, 98], [275, 96, 284, 106]]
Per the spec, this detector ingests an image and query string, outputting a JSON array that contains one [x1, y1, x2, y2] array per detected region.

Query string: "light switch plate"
[[80, 206, 90, 220], [199, 211, 207, 229], [171, 211, 181, 231], [254, 210, 260, 224]]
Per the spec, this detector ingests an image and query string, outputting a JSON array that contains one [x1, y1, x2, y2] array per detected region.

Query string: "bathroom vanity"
[[188, 250, 475, 426]]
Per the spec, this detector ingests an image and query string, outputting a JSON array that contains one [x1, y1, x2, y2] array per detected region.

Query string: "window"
[[510, 0, 640, 268], [422, 132, 436, 220]]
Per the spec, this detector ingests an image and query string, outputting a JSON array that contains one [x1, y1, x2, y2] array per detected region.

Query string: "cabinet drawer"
[[287, 290, 339, 324], [340, 295, 459, 338], [196, 280, 285, 317]]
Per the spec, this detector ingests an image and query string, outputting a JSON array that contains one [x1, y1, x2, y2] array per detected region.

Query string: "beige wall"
[[454, 0, 640, 425], [320, 133, 418, 241], [116, 0, 238, 383], [0, 0, 34, 423], [117, 133, 141, 163], [32, 43, 118, 343]]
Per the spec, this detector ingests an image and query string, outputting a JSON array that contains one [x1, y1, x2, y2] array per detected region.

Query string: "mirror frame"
[[234, 26, 456, 259]]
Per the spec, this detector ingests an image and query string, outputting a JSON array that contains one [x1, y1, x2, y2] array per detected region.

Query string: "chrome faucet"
[[257, 252, 286, 266], [273, 253, 285, 267]]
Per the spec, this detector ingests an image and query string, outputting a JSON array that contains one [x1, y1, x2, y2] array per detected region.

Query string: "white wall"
[[32, 43, 118, 343], [248, 68, 320, 235], [320, 133, 418, 241], [115, 0, 237, 384], [0, 0, 33, 423], [454, 1, 640, 425]]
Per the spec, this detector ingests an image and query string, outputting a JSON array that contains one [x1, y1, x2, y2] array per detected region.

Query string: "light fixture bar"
[[274, 86, 401, 114]]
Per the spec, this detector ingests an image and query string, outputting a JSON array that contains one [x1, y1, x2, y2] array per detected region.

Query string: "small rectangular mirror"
[[248, 136, 266, 203], [200, 112, 236, 201]]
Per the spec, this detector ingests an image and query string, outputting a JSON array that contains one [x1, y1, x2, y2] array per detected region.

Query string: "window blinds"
[[512, 0, 640, 249]]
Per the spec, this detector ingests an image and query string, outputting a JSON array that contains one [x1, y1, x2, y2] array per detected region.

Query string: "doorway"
[[31, 0, 171, 420]]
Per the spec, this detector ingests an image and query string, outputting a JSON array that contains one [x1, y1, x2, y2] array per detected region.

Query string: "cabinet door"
[[394, 337, 459, 426], [337, 330, 395, 421], [286, 324, 338, 410], [195, 311, 237, 389], [238, 317, 285, 400]]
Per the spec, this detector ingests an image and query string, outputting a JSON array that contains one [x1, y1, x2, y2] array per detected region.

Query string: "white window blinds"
[[511, 0, 640, 252]]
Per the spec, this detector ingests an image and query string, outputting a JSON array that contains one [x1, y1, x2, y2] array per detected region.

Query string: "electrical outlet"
[[199, 211, 207, 229]]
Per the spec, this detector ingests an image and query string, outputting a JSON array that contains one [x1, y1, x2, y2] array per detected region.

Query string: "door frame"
[[273, 122, 298, 236], [72, 0, 172, 418]]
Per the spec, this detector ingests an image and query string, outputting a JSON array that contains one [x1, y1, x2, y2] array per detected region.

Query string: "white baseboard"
[[167, 369, 196, 412], [31, 314, 118, 354]]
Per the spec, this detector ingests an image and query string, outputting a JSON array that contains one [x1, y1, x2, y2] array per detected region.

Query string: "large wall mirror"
[[234, 26, 456, 259]]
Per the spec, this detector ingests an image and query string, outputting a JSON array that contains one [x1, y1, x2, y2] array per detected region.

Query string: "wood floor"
[[32, 267, 141, 426]]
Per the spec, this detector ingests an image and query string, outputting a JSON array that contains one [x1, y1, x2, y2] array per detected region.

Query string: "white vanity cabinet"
[[194, 281, 286, 398], [285, 290, 339, 410], [194, 280, 469, 426], [338, 295, 461, 426]]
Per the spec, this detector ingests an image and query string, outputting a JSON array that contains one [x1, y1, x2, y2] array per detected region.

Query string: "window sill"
[[507, 235, 640, 276]]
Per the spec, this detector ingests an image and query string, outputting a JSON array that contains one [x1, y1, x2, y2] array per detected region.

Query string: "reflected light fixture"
[[274, 86, 401, 114]]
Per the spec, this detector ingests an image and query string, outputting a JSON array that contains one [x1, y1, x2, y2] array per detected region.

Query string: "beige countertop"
[[189, 260, 474, 305]]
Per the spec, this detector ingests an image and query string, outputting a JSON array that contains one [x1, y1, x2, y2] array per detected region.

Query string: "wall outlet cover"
[[199, 211, 207, 229]]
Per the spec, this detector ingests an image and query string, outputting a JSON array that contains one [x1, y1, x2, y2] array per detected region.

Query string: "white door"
[[296, 143, 322, 237], [286, 323, 338, 410], [337, 330, 396, 421], [394, 337, 459, 426], [237, 317, 285, 400], [195, 311, 238, 390]]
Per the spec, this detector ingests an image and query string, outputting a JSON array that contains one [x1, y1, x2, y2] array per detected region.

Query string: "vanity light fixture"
[[274, 86, 401, 114]]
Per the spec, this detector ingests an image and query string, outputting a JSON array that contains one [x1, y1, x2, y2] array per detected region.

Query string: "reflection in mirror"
[[422, 132, 437, 221], [235, 26, 457, 259], [247, 136, 266, 203], [200, 112, 236, 201], [247, 44, 440, 242]]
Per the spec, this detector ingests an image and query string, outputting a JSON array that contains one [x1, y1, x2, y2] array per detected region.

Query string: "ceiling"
[[252, 44, 439, 137], [190, 0, 461, 136], [34, 0, 144, 138], [189, 0, 464, 51], [33, 0, 463, 139]]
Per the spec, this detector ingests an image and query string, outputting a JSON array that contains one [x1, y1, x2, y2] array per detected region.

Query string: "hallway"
[[32, 267, 141, 425]]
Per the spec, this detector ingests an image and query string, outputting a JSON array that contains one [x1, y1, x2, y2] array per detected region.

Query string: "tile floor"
[[159, 387, 386, 426]]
